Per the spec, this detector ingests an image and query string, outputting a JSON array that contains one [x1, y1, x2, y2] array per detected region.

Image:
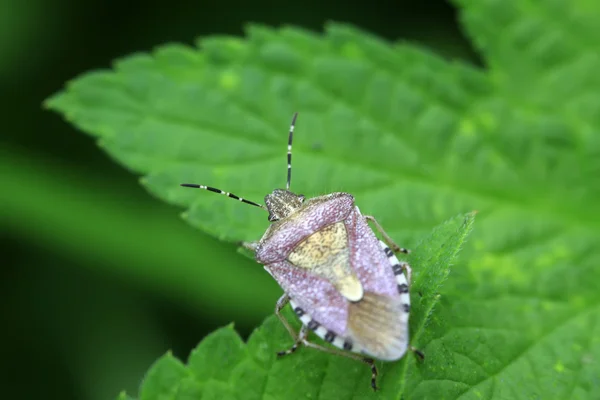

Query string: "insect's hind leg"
[[273, 296, 380, 390], [364, 215, 409, 254], [301, 340, 380, 391], [410, 346, 425, 360], [274, 295, 311, 357], [274, 293, 298, 341], [277, 324, 309, 357], [277, 326, 380, 391]]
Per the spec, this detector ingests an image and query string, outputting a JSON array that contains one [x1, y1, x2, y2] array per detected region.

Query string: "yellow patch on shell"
[[287, 222, 364, 302]]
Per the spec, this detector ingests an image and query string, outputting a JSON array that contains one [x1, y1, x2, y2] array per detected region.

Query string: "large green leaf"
[[132, 212, 475, 400], [46, 0, 600, 398]]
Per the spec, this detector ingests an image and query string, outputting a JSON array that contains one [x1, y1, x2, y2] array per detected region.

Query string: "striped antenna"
[[286, 112, 298, 190], [180, 184, 267, 211]]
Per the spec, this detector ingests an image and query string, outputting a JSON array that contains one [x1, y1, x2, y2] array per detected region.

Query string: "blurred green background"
[[1, 0, 479, 399]]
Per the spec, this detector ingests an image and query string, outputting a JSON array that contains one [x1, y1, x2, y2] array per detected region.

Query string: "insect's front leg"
[[365, 215, 413, 285], [240, 241, 259, 252], [364, 215, 409, 254]]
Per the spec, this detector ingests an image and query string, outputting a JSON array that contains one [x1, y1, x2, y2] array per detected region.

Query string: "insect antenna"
[[180, 184, 267, 211], [286, 112, 298, 190]]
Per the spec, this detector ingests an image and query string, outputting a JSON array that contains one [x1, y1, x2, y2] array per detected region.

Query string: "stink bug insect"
[[181, 113, 423, 390]]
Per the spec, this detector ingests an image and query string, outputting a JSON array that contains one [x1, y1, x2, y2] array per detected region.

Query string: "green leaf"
[[115, 213, 474, 400], [48, 1, 600, 398], [402, 212, 477, 384], [45, 23, 488, 246], [139, 352, 190, 400], [116, 392, 136, 400], [187, 323, 246, 383]]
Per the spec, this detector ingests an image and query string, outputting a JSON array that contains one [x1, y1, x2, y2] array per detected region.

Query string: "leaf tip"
[[41, 97, 54, 110], [42, 91, 65, 112], [463, 210, 478, 229], [139, 176, 149, 186], [116, 390, 132, 400]]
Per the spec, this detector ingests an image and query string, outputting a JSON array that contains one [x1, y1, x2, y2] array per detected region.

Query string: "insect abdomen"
[[347, 291, 409, 360]]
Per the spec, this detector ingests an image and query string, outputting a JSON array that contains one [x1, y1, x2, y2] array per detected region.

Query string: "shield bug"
[[181, 113, 423, 390]]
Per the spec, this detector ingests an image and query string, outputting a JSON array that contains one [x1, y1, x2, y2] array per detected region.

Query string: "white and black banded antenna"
[[180, 112, 299, 211], [286, 112, 298, 190], [179, 184, 267, 211]]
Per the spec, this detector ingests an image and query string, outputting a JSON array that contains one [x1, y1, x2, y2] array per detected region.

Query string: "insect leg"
[[410, 346, 425, 360], [301, 340, 380, 391], [364, 215, 409, 254], [277, 324, 308, 357], [274, 298, 380, 391], [274, 293, 298, 341], [240, 241, 259, 252]]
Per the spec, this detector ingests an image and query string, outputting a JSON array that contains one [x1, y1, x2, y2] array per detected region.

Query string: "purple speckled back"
[[267, 260, 348, 334], [345, 206, 398, 297], [263, 194, 399, 336]]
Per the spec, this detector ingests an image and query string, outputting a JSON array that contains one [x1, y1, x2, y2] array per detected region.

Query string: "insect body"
[[181, 113, 422, 390]]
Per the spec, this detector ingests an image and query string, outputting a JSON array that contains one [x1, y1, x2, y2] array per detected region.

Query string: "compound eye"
[[298, 194, 305, 202], [268, 214, 278, 222]]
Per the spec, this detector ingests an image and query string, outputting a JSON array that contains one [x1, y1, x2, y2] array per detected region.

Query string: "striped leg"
[[277, 324, 309, 357], [411, 346, 425, 360], [274, 297, 380, 391], [277, 327, 380, 391], [300, 340, 380, 391]]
